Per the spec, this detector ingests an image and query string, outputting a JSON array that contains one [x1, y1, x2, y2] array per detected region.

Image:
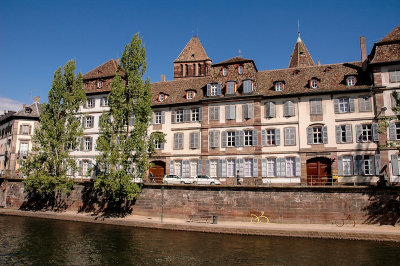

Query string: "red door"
[[306, 157, 331, 185], [149, 161, 166, 183]]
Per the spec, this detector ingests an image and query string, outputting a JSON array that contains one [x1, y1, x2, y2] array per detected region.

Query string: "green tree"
[[94, 33, 163, 203], [22, 60, 86, 196]]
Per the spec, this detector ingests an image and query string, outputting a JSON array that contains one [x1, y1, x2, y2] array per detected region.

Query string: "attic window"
[[186, 91, 195, 100], [300, 51, 305, 56], [243, 80, 253, 93], [293, 70, 300, 75], [238, 66, 243, 74], [158, 93, 165, 102], [347, 76, 356, 86], [97, 80, 103, 89], [226, 81, 236, 95], [274, 82, 284, 92], [97, 70, 101, 74], [222, 68, 227, 76], [310, 79, 319, 89], [25, 107, 32, 114], [324, 67, 333, 72]]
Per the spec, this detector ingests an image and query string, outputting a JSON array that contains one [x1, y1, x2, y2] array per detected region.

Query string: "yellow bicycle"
[[250, 211, 269, 224]]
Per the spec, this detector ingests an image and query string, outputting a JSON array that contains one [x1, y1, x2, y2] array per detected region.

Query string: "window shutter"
[[183, 160, 190, 177], [337, 156, 343, 175], [354, 155, 362, 175], [335, 126, 342, 143], [261, 129, 267, 146], [214, 131, 219, 148], [221, 131, 227, 148], [372, 123, 379, 142], [349, 157, 354, 175], [317, 99, 322, 114], [82, 117, 85, 128], [80, 137, 84, 151], [88, 161, 93, 177], [205, 159, 210, 176], [161, 111, 165, 124], [183, 109, 190, 122], [197, 159, 202, 175], [345, 124, 352, 143], [248, 104, 253, 118], [239, 158, 244, 176], [359, 97, 365, 112], [262, 158, 267, 178], [356, 124, 362, 142], [174, 133, 179, 150], [195, 132, 199, 149], [280, 158, 286, 177], [243, 104, 249, 119], [89, 137, 93, 151], [170, 160, 174, 174], [221, 159, 227, 177], [375, 154, 381, 176], [239, 130, 244, 147], [275, 129, 280, 146], [289, 101, 294, 116], [334, 98, 339, 113], [284, 101, 289, 117], [389, 122, 396, 140], [253, 158, 258, 177], [322, 126, 328, 144], [160, 141, 165, 150], [171, 110, 176, 123], [276, 158, 281, 177], [207, 84, 211, 96], [79, 160, 83, 176], [235, 130, 240, 147], [266, 102, 275, 118], [190, 132, 194, 149], [349, 97, 355, 112], [307, 127, 313, 145], [225, 105, 230, 120], [217, 82, 222, 95], [253, 130, 258, 146], [199, 107, 202, 122], [295, 157, 301, 176], [209, 132, 214, 148], [150, 112, 154, 125], [392, 154, 399, 175]]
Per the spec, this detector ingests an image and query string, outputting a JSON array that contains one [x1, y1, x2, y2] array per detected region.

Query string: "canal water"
[[1, 215, 400, 265]]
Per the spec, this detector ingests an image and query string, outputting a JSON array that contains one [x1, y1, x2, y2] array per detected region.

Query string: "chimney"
[[23, 104, 26, 109], [34, 96, 40, 103], [317, 59, 321, 66], [161, 74, 166, 82], [360, 36, 368, 71]]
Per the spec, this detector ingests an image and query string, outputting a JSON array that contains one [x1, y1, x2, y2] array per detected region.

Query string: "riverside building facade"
[[72, 25, 400, 186]]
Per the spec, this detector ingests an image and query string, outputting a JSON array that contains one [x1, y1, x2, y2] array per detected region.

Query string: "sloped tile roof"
[[82, 59, 121, 80], [377, 25, 400, 44], [213, 57, 254, 66], [370, 25, 400, 64], [288, 36, 315, 68], [13, 102, 41, 119], [174, 37, 210, 63]]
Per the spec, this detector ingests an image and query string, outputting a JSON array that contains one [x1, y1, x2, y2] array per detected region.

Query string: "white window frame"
[[97, 80, 102, 89], [347, 76, 356, 86], [361, 124, 372, 142], [210, 84, 218, 96], [154, 139, 162, 149], [190, 161, 198, 177], [238, 66, 243, 74], [19, 142, 28, 157], [210, 160, 218, 177], [275, 82, 283, 91], [243, 80, 252, 93], [187, 91, 194, 99], [103, 97, 109, 106], [312, 127, 323, 144], [154, 111, 162, 124], [158, 94, 165, 102], [342, 156, 353, 176], [244, 159, 253, 177], [267, 158, 276, 177], [87, 98, 95, 108], [175, 160, 182, 176], [286, 158, 296, 177], [311, 79, 318, 89], [227, 131, 235, 147], [390, 69, 400, 83], [84, 137, 92, 151], [191, 108, 199, 121], [227, 81, 236, 94], [364, 155, 373, 175], [227, 159, 236, 177], [222, 68, 227, 76], [22, 125, 29, 135], [266, 129, 275, 146], [339, 98, 349, 113], [244, 130, 253, 146], [175, 109, 183, 123], [85, 116, 93, 128], [396, 123, 400, 140]]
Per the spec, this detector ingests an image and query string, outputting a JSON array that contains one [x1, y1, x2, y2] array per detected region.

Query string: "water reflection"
[[1, 214, 400, 265]]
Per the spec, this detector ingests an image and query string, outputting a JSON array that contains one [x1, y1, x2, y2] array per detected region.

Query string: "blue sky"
[[0, 0, 399, 112]]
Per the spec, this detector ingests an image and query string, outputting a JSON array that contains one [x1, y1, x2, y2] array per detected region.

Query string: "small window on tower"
[[347, 76, 356, 86], [275, 82, 283, 92], [238, 66, 243, 74], [158, 93, 165, 102], [222, 68, 227, 76], [97, 80, 103, 89], [310, 79, 319, 89]]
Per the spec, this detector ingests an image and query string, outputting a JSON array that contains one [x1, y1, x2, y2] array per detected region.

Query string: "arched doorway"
[[306, 157, 332, 185], [149, 161, 166, 182]]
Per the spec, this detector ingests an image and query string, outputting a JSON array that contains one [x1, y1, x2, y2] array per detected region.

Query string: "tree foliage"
[[94, 34, 162, 202], [22, 60, 86, 196]]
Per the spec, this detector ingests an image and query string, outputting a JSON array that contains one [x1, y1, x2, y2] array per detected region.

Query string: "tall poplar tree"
[[22, 60, 86, 196], [95, 33, 162, 203]]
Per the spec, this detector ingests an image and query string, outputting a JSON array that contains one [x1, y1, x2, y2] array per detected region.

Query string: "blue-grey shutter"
[[221, 131, 227, 148], [349, 97, 355, 112], [295, 157, 301, 176], [217, 160, 222, 177], [235, 130, 240, 147], [150, 112, 154, 125], [335, 125, 342, 143], [190, 133, 194, 149], [221, 159, 227, 177], [214, 131, 219, 148], [345, 124, 352, 143], [266, 102, 275, 118], [337, 156, 343, 175], [261, 130, 267, 146], [284, 101, 289, 116], [183, 160, 190, 177], [354, 155, 362, 175], [288, 101, 294, 117], [226, 105, 230, 120], [195, 132, 199, 148], [356, 124, 362, 142], [239, 158, 244, 176], [171, 110, 176, 123], [262, 158, 267, 178], [275, 129, 281, 146], [253, 158, 258, 177], [161, 111, 165, 124], [375, 154, 381, 176], [334, 98, 339, 113], [160, 141, 165, 150], [389, 122, 396, 140], [209, 132, 214, 148], [307, 127, 313, 144], [183, 109, 190, 122], [174, 134, 179, 150], [349, 157, 354, 175], [253, 130, 258, 146], [322, 126, 328, 144], [130, 114, 136, 126], [78, 160, 82, 175], [205, 159, 210, 176], [276, 158, 281, 177], [89, 137, 93, 151], [243, 104, 249, 119], [280, 158, 286, 177], [372, 123, 379, 142], [197, 159, 202, 175], [207, 84, 211, 96], [392, 154, 399, 175], [240, 131, 244, 147], [248, 104, 254, 118], [199, 107, 203, 122], [217, 82, 222, 95], [82, 117, 85, 128]]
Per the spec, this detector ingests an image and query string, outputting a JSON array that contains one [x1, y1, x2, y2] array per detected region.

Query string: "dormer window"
[[207, 83, 222, 96], [347, 76, 356, 86], [158, 93, 165, 102], [293, 70, 300, 75], [186, 91, 195, 100], [97, 80, 103, 89], [275, 81, 284, 92], [226, 81, 236, 95], [310, 79, 319, 89], [324, 67, 333, 72], [238, 66, 243, 74], [25, 107, 32, 114], [243, 80, 253, 93], [222, 68, 227, 76]]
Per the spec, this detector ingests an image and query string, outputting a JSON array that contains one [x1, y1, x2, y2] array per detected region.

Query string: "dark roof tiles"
[[82, 59, 121, 80]]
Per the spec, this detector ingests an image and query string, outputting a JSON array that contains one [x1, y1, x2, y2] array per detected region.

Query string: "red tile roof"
[[82, 59, 121, 80], [174, 37, 211, 63], [370, 25, 400, 64], [288, 35, 315, 68]]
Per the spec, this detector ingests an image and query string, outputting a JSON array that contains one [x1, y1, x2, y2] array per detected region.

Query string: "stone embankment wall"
[[1, 179, 399, 225]]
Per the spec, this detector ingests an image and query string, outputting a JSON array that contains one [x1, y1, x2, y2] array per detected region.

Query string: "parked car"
[[192, 175, 221, 185], [163, 174, 192, 184]]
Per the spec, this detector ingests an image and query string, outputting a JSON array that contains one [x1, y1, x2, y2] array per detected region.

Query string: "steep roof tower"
[[288, 33, 315, 68]]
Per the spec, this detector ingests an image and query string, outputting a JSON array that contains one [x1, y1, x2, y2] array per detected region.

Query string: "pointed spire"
[[288, 29, 315, 68], [174, 36, 210, 63]]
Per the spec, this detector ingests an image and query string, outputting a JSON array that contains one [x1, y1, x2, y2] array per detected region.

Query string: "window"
[[244, 130, 253, 146], [244, 159, 253, 177], [22, 125, 29, 135], [190, 161, 198, 177], [86, 98, 95, 108], [275, 82, 283, 92], [154, 139, 162, 149], [238, 66, 243, 74], [310, 99, 322, 115], [334, 97, 355, 113], [284, 101, 295, 117], [158, 93, 165, 102], [185, 64, 189, 76], [312, 127, 323, 144], [84, 137, 93, 151], [85, 116, 94, 128], [173, 133, 183, 150], [265, 102, 276, 118], [390, 69, 400, 83], [210, 84, 218, 96], [154, 111, 162, 124], [389, 122, 400, 140], [227, 159, 236, 177], [286, 158, 296, 177], [226, 81, 236, 95], [210, 160, 218, 177], [186, 91, 194, 99], [175, 109, 183, 123], [284, 127, 296, 146], [82, 160, 89, 176], [364, 155, 374, 175], [97, 80, 103, 88], [198, 63, 202, 76], [359, 96, 371, 112], [243, 103, 253, 119], [267, 158, 276, 177], [102, 97, 109, 106], [243, 80, 253, 93], [266, 129, 276, 145], [222, 68, 227, 76], [209, 106, 220, 121], [175, 160, 182, 176], [347, 76, 356, 86], [209, 131, 219, 148], [190, 132, 199, 149], [336, 125, 353, 143], [227, 131, 236, 147], [226, 105, 236, 120], [310, 79, 319, 88], [342, 156, 353, 176], [191, 108, 200, 121], [339, 98, 349, 113], [19, 142, 28, 157], [361, 124, 372, 142]]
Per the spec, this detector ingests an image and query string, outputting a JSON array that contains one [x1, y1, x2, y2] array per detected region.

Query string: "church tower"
[[288, 33, 315, 68], [173, 36, 212, 79]]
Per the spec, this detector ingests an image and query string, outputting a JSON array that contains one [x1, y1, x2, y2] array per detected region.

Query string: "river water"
[[1, 215, 400, 265]]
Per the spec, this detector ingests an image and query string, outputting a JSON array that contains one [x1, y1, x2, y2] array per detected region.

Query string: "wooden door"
[[149, 161, 166, 183], [306, 157, 331, 185]]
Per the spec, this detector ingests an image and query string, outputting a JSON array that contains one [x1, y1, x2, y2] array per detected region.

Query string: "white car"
[[163, 175, 192, 184], [192, 175, 221, 185]]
